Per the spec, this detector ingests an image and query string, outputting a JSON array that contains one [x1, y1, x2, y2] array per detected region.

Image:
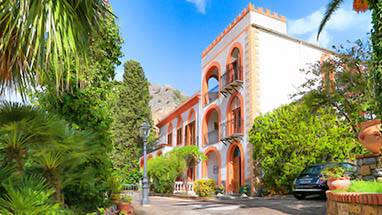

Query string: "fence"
[[174, 181, 195, 194]]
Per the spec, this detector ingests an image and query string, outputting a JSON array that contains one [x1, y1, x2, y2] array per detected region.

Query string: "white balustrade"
[[174, 181, 194, 195]]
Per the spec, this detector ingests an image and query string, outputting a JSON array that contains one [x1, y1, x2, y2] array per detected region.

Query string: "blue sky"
[[110, 0, 372, 96]]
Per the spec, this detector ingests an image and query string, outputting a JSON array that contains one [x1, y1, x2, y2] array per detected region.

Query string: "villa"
[[140, 3, 335, 195]]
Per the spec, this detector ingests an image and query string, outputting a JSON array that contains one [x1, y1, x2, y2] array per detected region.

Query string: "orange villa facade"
[[140, 3, 335, 195]]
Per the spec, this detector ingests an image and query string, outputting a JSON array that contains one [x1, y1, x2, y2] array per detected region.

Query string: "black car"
[[292, 162, 357, 200]]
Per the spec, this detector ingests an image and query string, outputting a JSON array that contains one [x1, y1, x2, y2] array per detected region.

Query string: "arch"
[[176, 117, 183, 146], [188, 108, 196, 123], [167, 122, 173, 146], [320, 53, 335, 92], [156, 150, 163, 157], [202, 146, 222, 185], [226, 92, 244, 135], [202, 104, 221, 147], [226, 141, 245, 193], [202, 62, 221, 106], [226, 42, 244, 83], [226, 42, 244, 68], [186, 108, 197, 146], [167, 122, 173, 133]]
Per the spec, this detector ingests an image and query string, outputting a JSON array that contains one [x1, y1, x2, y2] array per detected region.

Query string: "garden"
[[249, 0, 382, 213], [0, 1, 150, 214]]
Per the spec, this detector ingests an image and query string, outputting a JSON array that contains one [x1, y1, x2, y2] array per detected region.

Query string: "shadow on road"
[[170, 195, 326, 215]]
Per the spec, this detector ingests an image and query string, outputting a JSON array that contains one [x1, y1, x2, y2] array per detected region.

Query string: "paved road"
[[131, 195, 326, 215]]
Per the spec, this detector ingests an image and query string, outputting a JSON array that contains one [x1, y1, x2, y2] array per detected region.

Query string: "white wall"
[[207, 151, 219, 183], [257, 30, 327, 114]]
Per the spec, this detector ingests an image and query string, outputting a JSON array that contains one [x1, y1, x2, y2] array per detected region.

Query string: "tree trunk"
[[16, 150, 25, 173], [47, 170, 64, 205]]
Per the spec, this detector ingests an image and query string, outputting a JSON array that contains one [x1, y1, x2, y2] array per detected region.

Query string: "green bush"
[[249, 103, 359, 194], [194, 179, 216, 197], [147, 156, 178, 194]]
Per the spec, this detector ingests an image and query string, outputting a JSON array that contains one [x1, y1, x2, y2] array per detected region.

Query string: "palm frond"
[[0, 0, 112, 95], [317, 0, 345, 39]]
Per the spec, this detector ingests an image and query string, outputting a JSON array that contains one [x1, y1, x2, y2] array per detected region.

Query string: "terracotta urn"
[[327, 177, 350, 190], [358, 120, 381, 154], [117, 201, 134, 215]]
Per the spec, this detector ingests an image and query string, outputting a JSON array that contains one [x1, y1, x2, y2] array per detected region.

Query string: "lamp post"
[[139, 120, 151, 205]]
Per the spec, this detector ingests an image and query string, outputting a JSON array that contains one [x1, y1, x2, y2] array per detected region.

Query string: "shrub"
[[147, 156, 178, 194], [249, 103, 358, 194], [194, 179, 216, 197]]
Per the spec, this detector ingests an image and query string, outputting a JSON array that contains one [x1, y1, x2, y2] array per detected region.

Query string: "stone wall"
[[326, 191, 382, 215], [356, 154, 382, 181]]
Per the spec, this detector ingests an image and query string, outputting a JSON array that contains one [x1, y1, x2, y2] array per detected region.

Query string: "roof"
[[156, 91, 201, 128]]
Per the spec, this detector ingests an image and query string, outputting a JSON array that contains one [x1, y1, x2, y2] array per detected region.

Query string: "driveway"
[[131, 195, 326, 215]]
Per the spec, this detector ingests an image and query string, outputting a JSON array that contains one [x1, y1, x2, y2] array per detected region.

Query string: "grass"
[[335, 180, 382, 193]]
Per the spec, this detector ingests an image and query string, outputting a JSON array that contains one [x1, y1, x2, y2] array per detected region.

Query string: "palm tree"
[[0, 102, 50, 172], [0, 0, 110, 94], [318, 0, 382, 119], [0, 175, 60, 215], [33, 122, 97, 204], [168, 146, 206, 195]]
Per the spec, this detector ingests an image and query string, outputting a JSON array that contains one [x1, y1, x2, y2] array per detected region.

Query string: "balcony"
[[203, 129, 219, 146], [204, 85, 219, 105], [220, 65, 243, 97], [220, 118, 244, 144]]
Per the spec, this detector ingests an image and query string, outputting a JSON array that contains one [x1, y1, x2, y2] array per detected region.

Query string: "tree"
[[167, 146, 207, 195], [292, 40, 374, 134], [249, 103, 359, 194], [318, 0, 382, 119], [29, 14, 123, 211], [147, 156, 179, 194], [111, 60, 152, 169], [0, 0, 111, 94]]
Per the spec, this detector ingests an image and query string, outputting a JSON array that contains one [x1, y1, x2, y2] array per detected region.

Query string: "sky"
[[110, 0, 372, 96]]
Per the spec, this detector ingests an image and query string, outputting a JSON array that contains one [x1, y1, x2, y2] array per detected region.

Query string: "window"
[[186, 121, 196, 146], [227, 48, 242, 83], [167, 132, 172, 146], [177, 127, 182, 145], [231, 96, 241, 133]]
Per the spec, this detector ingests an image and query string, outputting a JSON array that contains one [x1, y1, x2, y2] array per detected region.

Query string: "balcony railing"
[[221, 118, 244, 143], [203, 129, 219, 145], [204, 85, 219, 105], [220, 66, 243, 96]]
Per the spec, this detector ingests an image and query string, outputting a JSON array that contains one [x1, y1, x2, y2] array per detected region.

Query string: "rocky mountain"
[[149, 83, 188, 125]]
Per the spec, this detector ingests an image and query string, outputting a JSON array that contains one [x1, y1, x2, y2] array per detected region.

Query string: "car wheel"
[[293, 192, 305, 200]]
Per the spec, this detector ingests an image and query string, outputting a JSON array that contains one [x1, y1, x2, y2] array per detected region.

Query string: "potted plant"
[[321, 166, 351, 191], [215, 184, 224, 196], [117, 195, 134, 215], [239, 184, 249, 197]]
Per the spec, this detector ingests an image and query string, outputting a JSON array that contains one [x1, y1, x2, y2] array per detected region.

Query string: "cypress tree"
[[111, 60, 152, 168]]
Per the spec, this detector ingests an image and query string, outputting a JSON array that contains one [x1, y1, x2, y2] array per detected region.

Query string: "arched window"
[[167, 123, 173, 146], [231, 96, 241, 134], [203, 63, 221, 106], [176, 117, 183, 146], [227, 47, 242, 84]]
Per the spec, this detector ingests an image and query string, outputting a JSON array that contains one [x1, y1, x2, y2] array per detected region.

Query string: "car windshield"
[[302, 166, 323, 174]]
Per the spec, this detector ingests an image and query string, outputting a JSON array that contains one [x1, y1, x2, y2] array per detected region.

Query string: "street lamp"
[[139, 120, 151, 205]]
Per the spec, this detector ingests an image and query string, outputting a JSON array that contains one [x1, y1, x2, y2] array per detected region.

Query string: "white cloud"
[[307, 30, 331, 48], [288, 7, 371, 47], [186, 0, 207, 14]]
